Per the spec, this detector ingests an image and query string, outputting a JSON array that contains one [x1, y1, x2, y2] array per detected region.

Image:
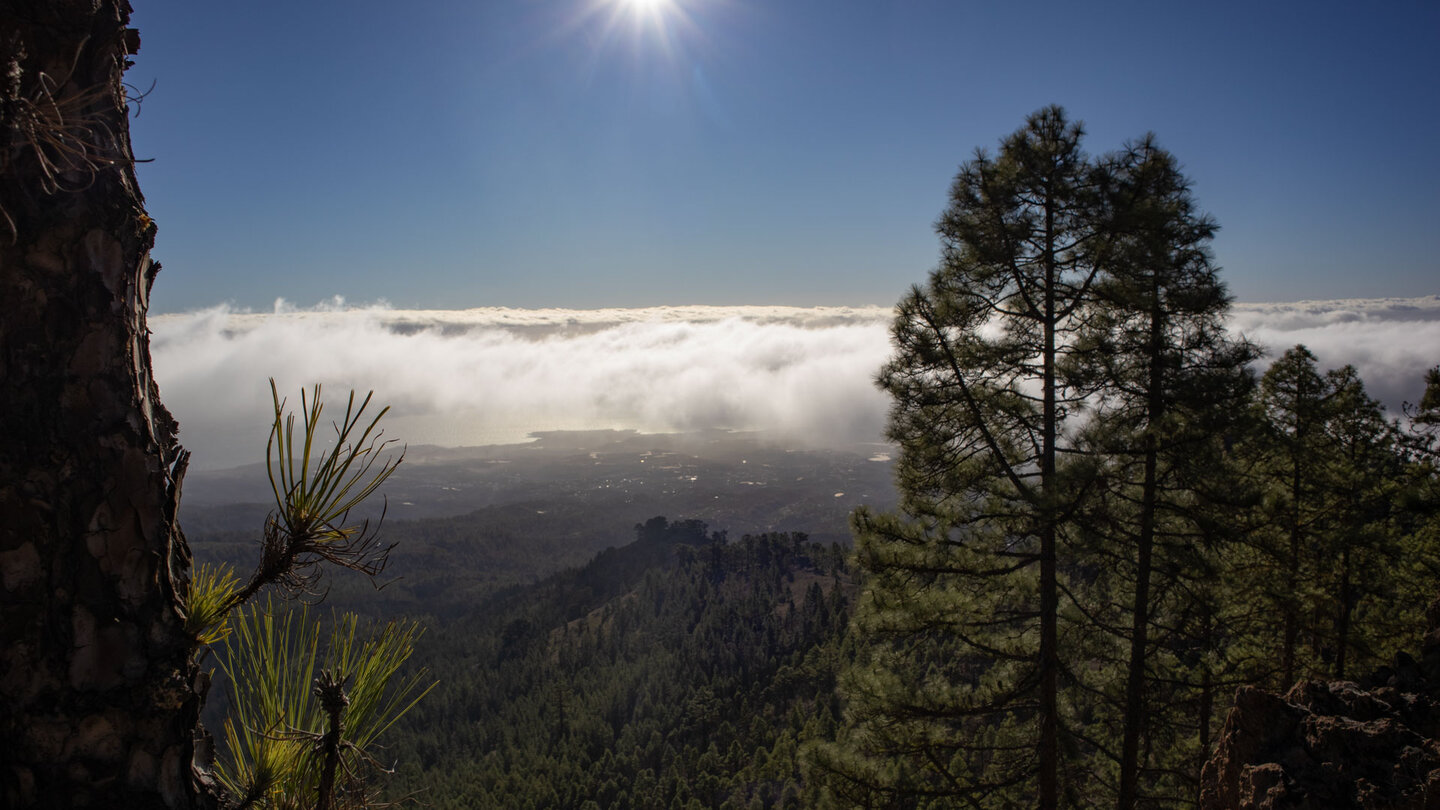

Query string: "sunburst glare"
[[573, 0, 710, 69], [624, 0, 674, 16]]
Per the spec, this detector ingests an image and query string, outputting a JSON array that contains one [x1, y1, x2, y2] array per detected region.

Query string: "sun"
[[621, 0, 677, 21], [576, 0, 702, 65]]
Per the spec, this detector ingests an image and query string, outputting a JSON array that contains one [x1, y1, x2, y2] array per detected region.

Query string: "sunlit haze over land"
[[152, 298, 1440, 470]]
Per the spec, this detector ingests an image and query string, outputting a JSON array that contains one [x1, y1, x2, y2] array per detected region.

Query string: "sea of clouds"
[[151, 295, 1440, 470]]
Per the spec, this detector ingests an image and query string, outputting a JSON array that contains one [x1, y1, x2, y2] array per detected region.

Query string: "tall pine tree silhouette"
[[820, 106, 1108, 809]]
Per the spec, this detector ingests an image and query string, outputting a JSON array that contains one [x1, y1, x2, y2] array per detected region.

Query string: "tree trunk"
[[1038, 189, 1060, 810], [1197, 661, 1213, 798], [1282, 460, 1301, 687], [1336, 544, 1352, 679], [0, 2, 212, 807], [1117, 284, 1167, 810]]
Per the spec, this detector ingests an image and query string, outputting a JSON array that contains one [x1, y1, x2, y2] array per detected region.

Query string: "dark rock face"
[[1199, 614, 1440, 809]]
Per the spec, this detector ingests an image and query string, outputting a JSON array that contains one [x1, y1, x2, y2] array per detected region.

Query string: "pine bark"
[[0, 2, 212, 807], [1282, 442, 1302, 687], [1116, 308, 1164, 810], [1038, 187, 1061, 810]]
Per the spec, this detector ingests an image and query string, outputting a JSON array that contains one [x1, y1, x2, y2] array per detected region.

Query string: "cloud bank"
[[151, 302, 896, 469], [1231, 296, 1440, 411], [151, 296, 1439, 470]]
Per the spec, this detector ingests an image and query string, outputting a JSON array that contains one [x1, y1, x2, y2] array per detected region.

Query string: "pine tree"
[[1397, 368, 1440, 623], [818, 106, 1109, 808], [1247, 346, 1333, 687], [0, 4, 213, 805], [1, 10, 424, 807], [1317, 366, 1401, 678], [1244, 348, 1415, 686], [818, 111, 1274, 810], [1070, 137, 1257, 808]]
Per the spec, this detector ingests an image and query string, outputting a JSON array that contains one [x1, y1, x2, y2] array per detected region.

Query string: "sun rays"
[[577, 0, 710, 70]]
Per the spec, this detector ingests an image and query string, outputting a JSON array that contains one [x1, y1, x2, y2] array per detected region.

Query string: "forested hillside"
[[186, 349, 1438, 809], [381, 518, 855, 809]]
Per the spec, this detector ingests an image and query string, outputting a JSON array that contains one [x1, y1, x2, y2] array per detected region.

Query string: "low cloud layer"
[[151, 303, 897, 469], [151, 296, 1439, 470], [1232, 296, 1440, 411]]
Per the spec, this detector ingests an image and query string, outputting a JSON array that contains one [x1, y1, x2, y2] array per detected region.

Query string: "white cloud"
[[151, 296, 1439, 470], [1231, 295, 1440, 410], [151, 302, 896, 469]]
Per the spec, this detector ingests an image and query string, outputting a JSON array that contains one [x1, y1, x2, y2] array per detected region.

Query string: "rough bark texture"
[[1198, 601, 1440, 809], [0, 1, 211, 807]]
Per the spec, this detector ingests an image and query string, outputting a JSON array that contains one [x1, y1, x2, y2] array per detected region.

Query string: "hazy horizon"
[[151, 295, 1440, 471]]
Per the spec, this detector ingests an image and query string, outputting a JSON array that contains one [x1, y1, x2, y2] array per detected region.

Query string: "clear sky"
[[126, 0, 1439, 313]]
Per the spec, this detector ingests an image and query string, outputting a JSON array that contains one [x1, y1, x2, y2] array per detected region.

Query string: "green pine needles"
[[177, 380, 426, 809], [216, 598, 434, 810], [267, 381, 398, 558], [183, 379, 403, 638], [184, 562, 241, 645], [245, 380, 403, 607]]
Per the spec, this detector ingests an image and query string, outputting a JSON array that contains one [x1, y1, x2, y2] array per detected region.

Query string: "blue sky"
[[127, 0, 1439, 313]]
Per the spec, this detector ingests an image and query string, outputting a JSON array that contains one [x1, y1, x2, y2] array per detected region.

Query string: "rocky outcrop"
[[1199, 611, 1440, 809]]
